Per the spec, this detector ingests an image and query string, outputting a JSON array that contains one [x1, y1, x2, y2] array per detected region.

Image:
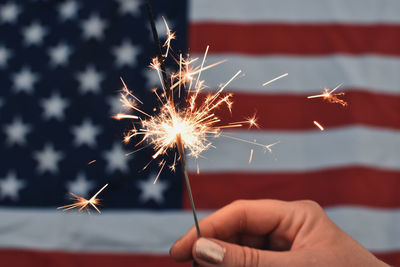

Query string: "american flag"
[[0, 0, 399, 266]]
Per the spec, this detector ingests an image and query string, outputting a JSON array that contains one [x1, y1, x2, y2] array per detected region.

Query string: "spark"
[[307, 84, 347, 106], [88, 160, 96, 165], [313, 121, 324, 131], [58, 184, 108, 213], [162, 16, 175, 58], [114, 113, 139, 120], [263, 73, 288, 86], [249, 149, 254, 164], [116, 21, 280, 183], [230, 113, 259, 129]]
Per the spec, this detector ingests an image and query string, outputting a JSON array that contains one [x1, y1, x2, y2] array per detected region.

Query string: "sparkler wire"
[[177, 134, 201, 237], [145, 0, 171, 95]]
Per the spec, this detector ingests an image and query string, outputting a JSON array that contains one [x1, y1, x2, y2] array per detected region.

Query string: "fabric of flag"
[[0, 0, 399, 266]]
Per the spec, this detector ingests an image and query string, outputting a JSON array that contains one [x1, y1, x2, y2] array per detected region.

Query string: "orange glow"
[[58, 184, 108, 213], [307, 84, 347, 106]]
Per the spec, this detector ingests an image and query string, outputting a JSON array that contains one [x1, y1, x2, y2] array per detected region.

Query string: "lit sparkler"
[[307, 84, 347, 106], [58, 184, 108, 213], [119, 3, 283, 241]]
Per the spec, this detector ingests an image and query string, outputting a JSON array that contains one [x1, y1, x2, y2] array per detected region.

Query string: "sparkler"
[[58, 184, 108, 213], [307, 83, 347, 106], [115, 3, 283, 241]]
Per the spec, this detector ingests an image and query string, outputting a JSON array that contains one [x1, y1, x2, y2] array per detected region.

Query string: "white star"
[[76, 65, 104, 94], [112, 39, 140, 68], [0, 171, 25, 201], [3, 117, 31, 146], [71, 119, 102, 148], [22, 21, 48, 46], [143, 68, 161, 88], [48, 42, 73, 67], [137, 174, 168, 204], [107, 94, 123, 114], [0, 45, 12, 68], [116, 0, 141, 16], [103, 143, 130, 173], [33, 144, 64, 174], [12, 67, 39, 94], [40, 93, 69, 121], [66, 172, 94, 198], [0, 2, 21, 24], [81, 14, 108, 41], [58, 0, 79, 21]]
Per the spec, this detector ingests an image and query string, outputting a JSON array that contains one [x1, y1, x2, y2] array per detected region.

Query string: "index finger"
[[169, 199, 292, 261]]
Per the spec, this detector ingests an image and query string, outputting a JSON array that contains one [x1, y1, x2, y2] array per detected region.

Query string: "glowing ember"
[[313, 121, 324, 131], [307, 84, 347, 106], [58, 184, 108, 213], [88, 160, 96, 165]]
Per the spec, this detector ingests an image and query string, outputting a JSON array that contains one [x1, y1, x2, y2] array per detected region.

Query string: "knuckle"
[[240, 246, 261, 267], [230, 199, 247, 207], [295, 200, 323, 213]]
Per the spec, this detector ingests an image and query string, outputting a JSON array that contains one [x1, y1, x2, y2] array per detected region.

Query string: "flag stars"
[[0, 2, 21, 24], [40, 93, 69, 121], [116, 0, 141, 16], [3, 117, 31, 146], [0, 171, 25, 201], [81, 14, 108, 41], [0, 45, 12, 68], [112, 39, 140, 68], [12, 67, 39, 94], [48, 43, 73, 67], [71, 119, 102, 148], [22, 21, 48, 46], [144, 68, 161, 88], [33, 144, 64, 174], [76, 66, 104, 94], [107, 94, 123, 114], [66, 172, 94, 198], [137, 174, 168, 204], [103, 143, 130, 173], [58, 0, 79, 21]]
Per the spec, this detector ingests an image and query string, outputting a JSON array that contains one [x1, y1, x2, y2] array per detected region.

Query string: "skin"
[[170, 199, 389, 267]]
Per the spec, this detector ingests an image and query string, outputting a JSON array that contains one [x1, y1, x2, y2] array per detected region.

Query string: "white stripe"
[[326, 206, 400, 252], [187, 126, 400, 172], [190, 0, 400, 24], [0, 207, 398, 252], [194, 54, 400, 95]]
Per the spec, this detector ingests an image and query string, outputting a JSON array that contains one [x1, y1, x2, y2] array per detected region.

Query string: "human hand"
[[170, 200, 389, 267]]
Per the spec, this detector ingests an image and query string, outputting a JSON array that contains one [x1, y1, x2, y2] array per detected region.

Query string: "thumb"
[[192, 238, 288, 267]]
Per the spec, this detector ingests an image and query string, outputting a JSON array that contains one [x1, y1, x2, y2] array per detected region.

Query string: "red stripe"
[[183, 167, 400, 209], [0, 249, 185, 267], [203, 90, 400, 130], [0, 249, 397, 267], [189, 23, 400, 55], [375, 251, 400, 267]]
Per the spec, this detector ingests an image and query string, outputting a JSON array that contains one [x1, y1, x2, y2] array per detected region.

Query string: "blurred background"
[[0, 0, 399, 266]]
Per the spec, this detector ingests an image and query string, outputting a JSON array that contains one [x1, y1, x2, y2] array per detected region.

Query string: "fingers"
[[170, 199, 293, 261], [192, 238, 289, 267]]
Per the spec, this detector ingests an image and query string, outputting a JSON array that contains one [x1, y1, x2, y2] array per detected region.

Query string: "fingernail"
[[195, 238, 225, 264]]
